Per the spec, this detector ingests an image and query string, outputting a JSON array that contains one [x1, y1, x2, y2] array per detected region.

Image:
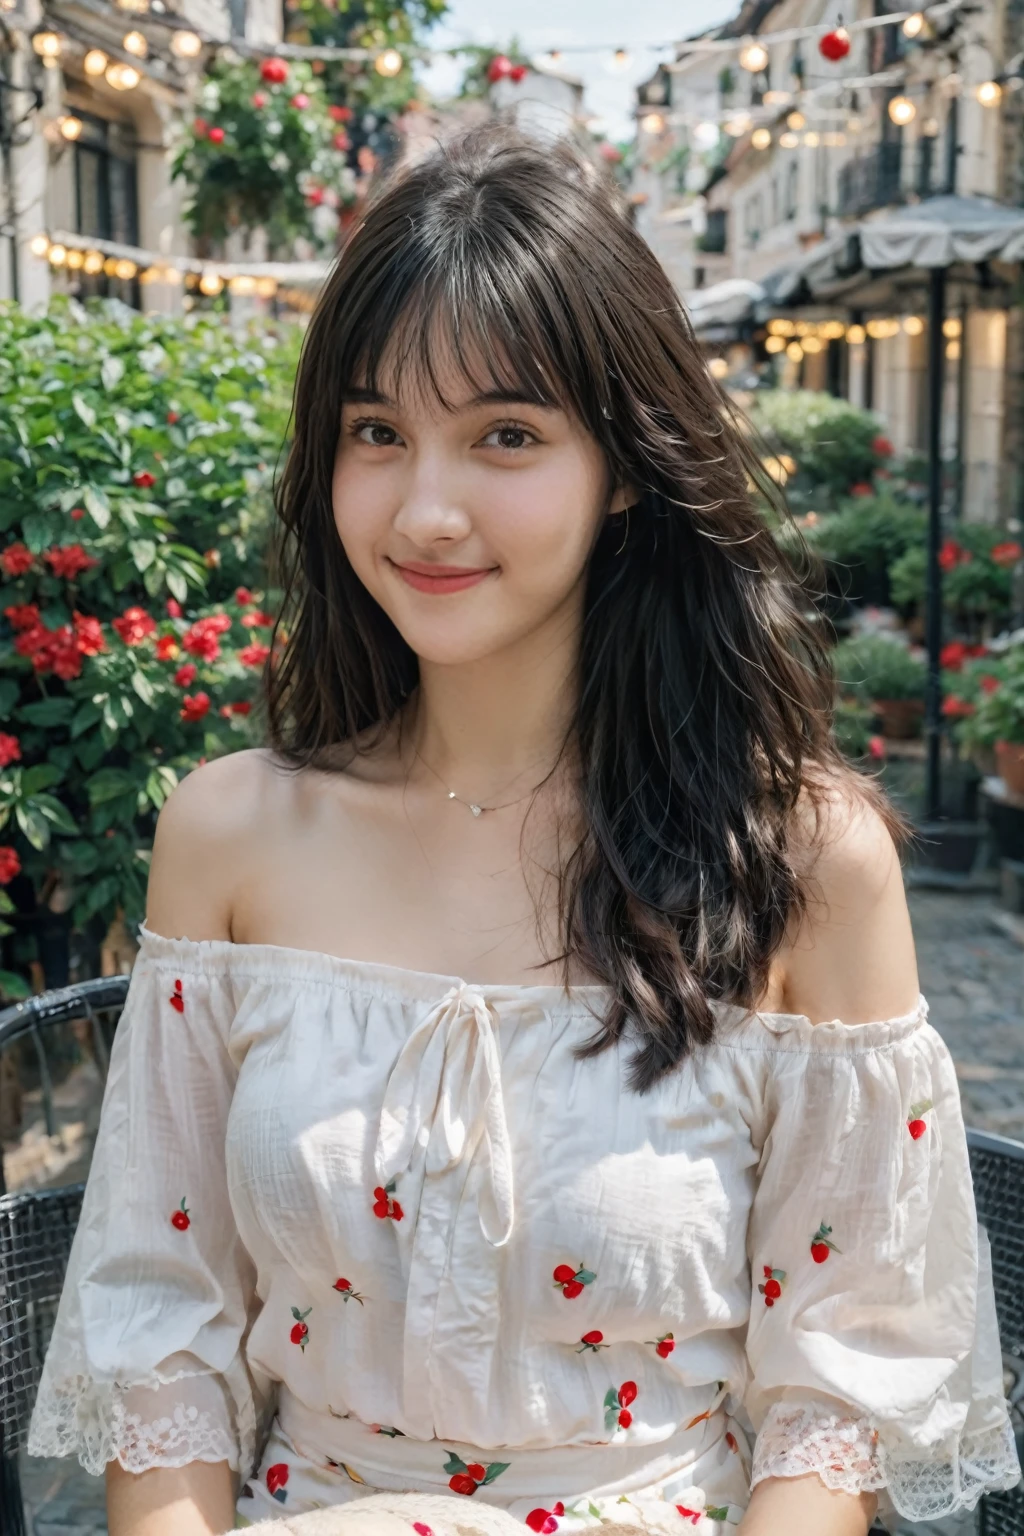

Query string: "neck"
[[410, 606, 580, 800]]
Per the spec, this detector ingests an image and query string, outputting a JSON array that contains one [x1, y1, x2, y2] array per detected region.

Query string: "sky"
[[419, 0, 738, 142]]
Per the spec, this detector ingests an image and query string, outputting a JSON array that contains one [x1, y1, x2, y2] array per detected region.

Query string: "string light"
[[976, 81, 1002, 107], [943, 316, 962, 338], [170, 29, 203, 58], [83, 251, 105, 275], [903, 315, 925, 335], [804, 130, 820, 146], [199, 271, 225, 295], [122, 29, 148, 57], [888, 96, 916, 125], [785, 341, 803, 361], [30, 234, 50, 257], [32, 30, 61, 59], [786, 111, 805, 130], [105, 62, 140, 89], [847, 324, 866, 345], [751, 128, 772, 149], [738, 40, 769, 73], [641, 112, 666, 134], [83, 48, 108, 74], [374, 48, 402, 77], [610, 48, 630, 71], [820, 320, 846, 340], [765, 335, 786, 353], [66, 249, 84, 269], [779, 131, 800, 148], [946, 341, 961, 360], [58, 115, 83, 140], [708, 358, 729, 379], [802, 335, 823, 353], [47, 244, 67, 266], [902, 11, 925, 37]]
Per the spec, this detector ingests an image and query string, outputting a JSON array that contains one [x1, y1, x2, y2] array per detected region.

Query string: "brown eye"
[[353, 420, 403, 447], [482, 424, 536, 451]]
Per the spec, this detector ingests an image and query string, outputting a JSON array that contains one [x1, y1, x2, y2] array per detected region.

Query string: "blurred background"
[[1, 1, 1024, 1529]]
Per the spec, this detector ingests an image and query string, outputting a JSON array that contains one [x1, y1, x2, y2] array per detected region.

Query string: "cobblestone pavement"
[[15, 886, 1024, 1533]]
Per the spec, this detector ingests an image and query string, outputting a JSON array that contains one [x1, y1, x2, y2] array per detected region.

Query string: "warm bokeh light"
[[84, 48, 108, 74]]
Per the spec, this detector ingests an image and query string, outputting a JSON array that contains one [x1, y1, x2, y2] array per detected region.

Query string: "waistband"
[[277, 1387, 734, 1504]]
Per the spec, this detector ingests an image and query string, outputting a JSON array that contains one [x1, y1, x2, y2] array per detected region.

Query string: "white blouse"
[[28, 929, 1020, 1525]]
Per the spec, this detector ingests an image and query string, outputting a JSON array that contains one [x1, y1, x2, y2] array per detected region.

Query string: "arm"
[[106, 1460, 237, 1536], [739, 1475, 876, 1536]]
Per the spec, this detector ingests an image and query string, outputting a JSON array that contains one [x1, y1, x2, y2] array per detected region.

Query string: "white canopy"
[[683, 277, 765, 332], [857, 195, 1024, 269]]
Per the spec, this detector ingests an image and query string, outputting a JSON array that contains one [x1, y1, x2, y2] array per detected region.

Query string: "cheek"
[[486, 455, 607, 583], [332, 454, 388, 581]]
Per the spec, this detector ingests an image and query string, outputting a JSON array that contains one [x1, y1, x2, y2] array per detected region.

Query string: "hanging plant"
[[459, 40, 530, 99], [818, 26, 851, 62], [172, 54, 355, 253]]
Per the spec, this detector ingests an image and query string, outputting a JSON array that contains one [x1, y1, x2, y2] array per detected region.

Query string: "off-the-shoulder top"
[[28, 929, 1020, 1524]]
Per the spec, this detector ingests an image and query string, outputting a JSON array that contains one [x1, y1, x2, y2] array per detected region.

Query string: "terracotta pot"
[[995, 740, 1024, 795], [873, 697, 925, 739]]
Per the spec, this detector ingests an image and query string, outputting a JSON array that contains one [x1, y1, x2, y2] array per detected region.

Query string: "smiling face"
[[331, 342, 629, 669]]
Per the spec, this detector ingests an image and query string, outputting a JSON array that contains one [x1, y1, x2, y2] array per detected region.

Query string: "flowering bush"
[[749, 390, 893, 500], [949, 643, 1024, 750], [888, 525, 1021, 633], [0, 301, 298, 965]]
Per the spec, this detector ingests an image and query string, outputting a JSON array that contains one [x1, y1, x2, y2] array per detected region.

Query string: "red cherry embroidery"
[[578, 1330, 607, 1353], [443, 1452, 509, 1494], [676, 1509, 702, 1526], [908, 1099, 933, 1139], [170, 1197, 190, 1230], [290, 1305, 311, 1350], [604, 1382, 637, 1432], [266, 1463, 289, 1501], [373, 1180, 403, 1220], [647, 1331, 675, 1357], [526, 1503, 565, 1533], [412, 1525, 435, 1536], [758, 1265, 787, 1307], [552, 1262, 596, 1298], [810, 1221, 841, 1264], [169, 979, 184, 1013], [333, 1278, 366, 1304]]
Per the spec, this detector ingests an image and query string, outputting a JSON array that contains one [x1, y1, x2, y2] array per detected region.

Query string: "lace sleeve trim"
[[26, 1369, 252, 1480], [751, 1400, 1022, 1522]]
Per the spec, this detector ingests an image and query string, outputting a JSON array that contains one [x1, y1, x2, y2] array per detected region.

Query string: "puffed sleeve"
[[741, 994, 1021, 1523], [27, 935, 270, 1480]]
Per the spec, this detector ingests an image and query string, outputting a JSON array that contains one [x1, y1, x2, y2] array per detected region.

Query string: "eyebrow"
[[340, 387, 556, 410]]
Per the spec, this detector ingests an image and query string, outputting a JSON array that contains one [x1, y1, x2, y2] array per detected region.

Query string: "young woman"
[[29, 127, 1019, 1536]]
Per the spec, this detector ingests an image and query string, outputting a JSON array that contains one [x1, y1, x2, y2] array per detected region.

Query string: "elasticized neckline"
[[137, 926, 930, 1047]]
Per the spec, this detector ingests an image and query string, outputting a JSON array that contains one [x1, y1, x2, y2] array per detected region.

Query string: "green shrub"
[[799, 493, 926, 605], [0, 300, 299, 953], [888, 526, 1020, 631], [749, 389, 886, 497], [832, 633, 927, 702], [956, 643, 1024, 748]]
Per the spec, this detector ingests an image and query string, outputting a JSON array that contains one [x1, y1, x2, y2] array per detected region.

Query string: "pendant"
[[470, 804, 483, 817]]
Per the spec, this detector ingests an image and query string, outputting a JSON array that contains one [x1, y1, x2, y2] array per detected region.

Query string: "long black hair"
[[268, 124, 908, 1088]]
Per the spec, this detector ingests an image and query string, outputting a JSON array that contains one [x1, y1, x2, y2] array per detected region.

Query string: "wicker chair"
[[1, 984, 1022, 1536]]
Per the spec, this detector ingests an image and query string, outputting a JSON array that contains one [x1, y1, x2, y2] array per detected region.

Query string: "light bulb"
[[84, 48, 108, 74], [802, 335, 823, 353], [821, 320, 847, 340], [255, 277, 278, 298], [59, 114, 83, 140], [767, 318, 794, 336], [106, 62, 141, 89], [786, 110, 805, 130], [846, 324, 866, 345], [739, 41, 769, 73], [804, 130, 820, 146], [641, 112, 665, 134], [943, 316, 962, 338], [103, 257, 119, 276], [902, 12, 925, 38], [66, 248, 84, 269], [171, 29, 202, 58], [229, 275, 257, 296], [708, 357, 729, 379], [785, 341, 803, 362], [751, 127, 772, 150], [83, 250, 104, 274], [199, 271, 224, 295], [976, 81, 1002, 108], [765, 335, 786, 353], [888, 96, 916, 125], [30, 234, 50, 257], [374, 48, 402, 77], [903, 315, 924, 335], [946, 340, 961, 360], [122, 29, 147, 56], [32, 30, 61, 58], [114, 259, 137, 280], [779, 131, 799, 148], [47, 243, 67, 265]]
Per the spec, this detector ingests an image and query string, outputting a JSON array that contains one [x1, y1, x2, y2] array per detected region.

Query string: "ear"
[[608, 482, 638, 516]]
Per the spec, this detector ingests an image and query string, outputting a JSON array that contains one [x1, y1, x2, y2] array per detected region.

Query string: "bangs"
[[342, 229, 582, 418]]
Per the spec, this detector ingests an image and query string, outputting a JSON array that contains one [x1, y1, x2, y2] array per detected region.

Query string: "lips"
[[390, 560, 495, 595]]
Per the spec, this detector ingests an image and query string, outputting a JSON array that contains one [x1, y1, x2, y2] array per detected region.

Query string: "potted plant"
[[832, 634, 927, 739], [960, 644, 1024, 794]]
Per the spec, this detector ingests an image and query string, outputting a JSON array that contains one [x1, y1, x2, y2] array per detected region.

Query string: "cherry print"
[[290, 1305, 311, 1350], [578, 1330, 607, 1353], [604, 1382, 637, 1433], [443, 1451, 509, 1494], [333, 1278, 366, 1304], [170, 1197, 190, 1231], [908, 1099, 933, 1139], [266, 1463, 289, 1502], [466, 1463, 487, 1482], [552, 1262, 596, 1298], [371, 1425, 404, 1437], [526, 1503, 565, 1533], [618, 1409, 632, 1428], [676, 1509, 702, 1526], [450, 1475, 477, 1496], [647, 1331, 675, 1357], [373, 1180, 404, 1220], [758, 1266, 786, 1307], [169, 979, 184, 1013], [412, 1525, 435, 1536], [618, 1381, 637, 1407], [810, 1221, 841, 1264]]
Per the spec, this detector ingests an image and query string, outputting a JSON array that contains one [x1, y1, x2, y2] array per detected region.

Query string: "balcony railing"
[[836, 141, 903, 218]]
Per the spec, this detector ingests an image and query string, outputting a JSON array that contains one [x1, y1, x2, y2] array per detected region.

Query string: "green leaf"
[[20, 763, 63, 795], [72, 393, 96, 430], [166, 476, 189, 499], [76, 872, 121, 921], [603, 1389, 619, 1410], [0, 680, 18, 717], [18, 697, 76, 728], [83, 484, 111, 529], [166, 567, 188, 604], [71, 700, 103, 738], [101, 355, 125, 391], [15, 800, 50, 849], [0, 969, 31, 1001], [481, 1463, 509, 1486], [130, 538, 157, 573], [0, 889, 13, 913], [442, 1452, 468, 1476], [87, 766, 139, 804], [576, 1269, 596, 1285], [33, 794, 79, 835], [131, 669, 156, 706], [145, 764, 178, 809]]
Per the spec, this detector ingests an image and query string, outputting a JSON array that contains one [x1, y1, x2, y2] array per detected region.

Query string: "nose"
[[391, 450, 472, 549]]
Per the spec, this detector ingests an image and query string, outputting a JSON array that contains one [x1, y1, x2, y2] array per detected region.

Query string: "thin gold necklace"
[[414, 749, 550, 818]]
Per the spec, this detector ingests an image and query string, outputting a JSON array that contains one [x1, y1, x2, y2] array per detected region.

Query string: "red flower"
[[155, 634, 180, 661], [45, 544, 98, 580], [0, 734, 21, 768], [266, 1463, 289, 1498], [849, 482, 873, 498], [871, 434, 894, 457], [980, 675, 1001, 695], [939, 538, 972, 571], [174, 662, 198, 687], [73, 612, 105, 656], [333, 131, 351, 151], [251, 91, 268, 108], [70, 506, 85, 521], [941, 697, 975, 718], [20, 624, 84, 679], [180, 692, 211, 723], [0, 846, 21, 884], [991, 541, 1023, 568], [239, 642, 270, 668], [182, 628, 220, 661], [290, 92, 310, 108], [1, 542, 34, 577], [260, 57, 289, 84], [940, 641, 968, 671], [132, 470, 157, 489], [241, 610, 274, 629], [5, 603, 40, 631], [235, 587, 254, 606], [112, 606, 157, 646], [867, 734, 886, 760], [208, 126, 225, 144], [166, 598, 183, 618], [171, 1196, 190, 1229], [510, 63, 528, 82], [526, 1504, 564, 1533], [167, 410, 180, 424], [328, 104, 352, 122], [306, 187, 325, 207], [487, 54, 513, 82]]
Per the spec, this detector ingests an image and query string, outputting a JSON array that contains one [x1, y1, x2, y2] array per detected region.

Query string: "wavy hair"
[[267, 124, 909, 1089]]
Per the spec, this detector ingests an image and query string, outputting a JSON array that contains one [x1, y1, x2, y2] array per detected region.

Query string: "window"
[[745, 194, 763, 246], [73, 111, 140, 305], [784, 161, 798, 219]]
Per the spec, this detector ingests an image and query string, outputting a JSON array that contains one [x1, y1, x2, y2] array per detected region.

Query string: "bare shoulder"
[[777, 769, 921, 1025], [147, 749, 294, 941]]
